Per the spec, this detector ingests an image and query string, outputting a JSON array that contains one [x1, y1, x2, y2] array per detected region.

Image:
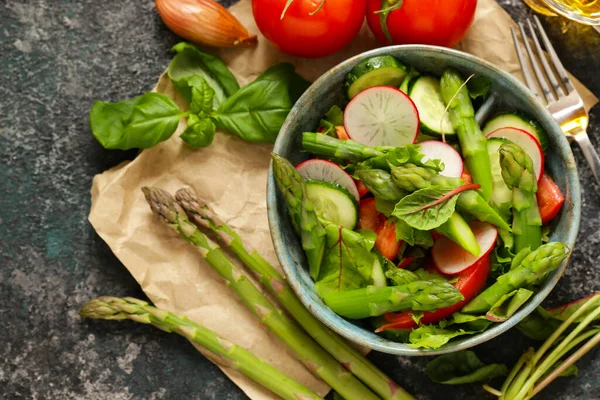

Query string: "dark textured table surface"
[[1, 1, 599, 399]]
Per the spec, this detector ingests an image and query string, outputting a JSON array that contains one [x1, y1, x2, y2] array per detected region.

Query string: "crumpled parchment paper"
[[89, 1, 597, 399]]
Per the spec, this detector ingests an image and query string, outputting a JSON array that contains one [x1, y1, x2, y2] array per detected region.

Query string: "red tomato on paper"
[[252, 0, 367, 58], [366, 0, 477, 48]]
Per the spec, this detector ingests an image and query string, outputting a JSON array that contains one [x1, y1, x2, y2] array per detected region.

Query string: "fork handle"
[[572, 127, 600, 185]]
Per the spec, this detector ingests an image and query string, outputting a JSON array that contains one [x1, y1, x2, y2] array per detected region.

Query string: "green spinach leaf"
[[90, 92, 184, 150], [466, 75, 491, 100], [394, 218, 434, 248], [212, 63, 311, 143], [516, 306, 561, 340], [325, 105, 344, 126], [180, 115, 216, 148], [168, 42, 239, 108], [407, 326, 475, 349], [426, 351, 508, 384], [392, 185, 461, 230], [314, 222, 375, 296]]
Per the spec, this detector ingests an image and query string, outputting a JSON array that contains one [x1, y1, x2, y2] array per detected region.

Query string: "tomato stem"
[[280, 0, 295, 20], [309, 0, 327, 15], [375, 0, 404, 45]]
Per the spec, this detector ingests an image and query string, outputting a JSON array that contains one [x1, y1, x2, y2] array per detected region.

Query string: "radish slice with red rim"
[[344, 86, 420, 147], [296, 159, 360, 201], [486, 127, 544, 182], [433, 221, 498, 275], [418, 140, 463, 178]]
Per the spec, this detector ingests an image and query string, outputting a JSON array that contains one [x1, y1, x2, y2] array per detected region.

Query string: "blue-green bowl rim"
[[267, 45, 581, 356]]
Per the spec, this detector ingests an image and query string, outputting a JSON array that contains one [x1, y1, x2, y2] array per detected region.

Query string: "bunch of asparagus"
[[80, 186, 416, 400]]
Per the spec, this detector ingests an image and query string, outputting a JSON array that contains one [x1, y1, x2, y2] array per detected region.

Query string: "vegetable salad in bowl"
[[269, 49, 579, 353]]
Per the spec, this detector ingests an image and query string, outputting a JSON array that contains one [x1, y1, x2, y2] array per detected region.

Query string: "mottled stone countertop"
[[1, 1, 599, 399]]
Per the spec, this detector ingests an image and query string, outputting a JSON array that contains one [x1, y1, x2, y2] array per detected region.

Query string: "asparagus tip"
[[142, 186, 180, 225]]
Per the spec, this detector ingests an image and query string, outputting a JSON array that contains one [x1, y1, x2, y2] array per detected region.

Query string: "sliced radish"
[[486, 127, 544, 182], [418, 140, 463, 178], [344, 86, 419, 148], [433, 221, 498, 275], [296, 159, 360, 201]]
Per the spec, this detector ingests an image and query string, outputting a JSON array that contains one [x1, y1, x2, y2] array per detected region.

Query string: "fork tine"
[[511, 26, 543, 103], [534, 16, 576, 93], [518, 22, 556, 103], [527, 19, 566, 98]]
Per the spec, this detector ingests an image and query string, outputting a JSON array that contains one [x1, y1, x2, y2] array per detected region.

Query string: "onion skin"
[[155, 0, 258, 48]]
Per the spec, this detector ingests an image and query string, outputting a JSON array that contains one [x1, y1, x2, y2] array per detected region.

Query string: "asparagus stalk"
[[302, 132, 384, 161], [176, 188, 415, 400], [322, 281, 464, 320], [499, 143, 542, 253], [390, 164, 510, 231], [142, 187, 380, 400], [462, 242, 570, 314], [272, 153, 327, 280], [435, 212, 481, 256], [80, 297, 323, 400], [440, 69, 493, 201], [357, 169, 407, 201]]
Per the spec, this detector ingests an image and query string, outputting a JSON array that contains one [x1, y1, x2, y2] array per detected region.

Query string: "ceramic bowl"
[[267, 45, 581, 355]]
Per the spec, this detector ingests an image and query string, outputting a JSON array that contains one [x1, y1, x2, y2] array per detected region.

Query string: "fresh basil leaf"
[[325, 105, 344, 126], [516, 306, 561, 340], [394, 218, 434, 248], [314, 222, 374, 296], [392, 186, 460, 230], [387, 145, 445, 172], [180, 115, 216, 148], [187, 76, 215, 115], [486, 288, 533, 322], [407, 326, 475, 349], [168, 42, 239, 108], [467, 75, 491, 100], [90, 92, 183, 150], [426, 351, 508, 385], [212, 63, 311, 143]]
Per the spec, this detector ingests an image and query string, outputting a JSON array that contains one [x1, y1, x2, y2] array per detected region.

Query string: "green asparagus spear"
[[142, 187, 380, 400], [440, 69, 493, 201], [322, 281, 464, 320], [302, 132, 385, 161], [80, 297, 323, 400], [357, 169, 407, 201], [436, 213, 481, 256], [499, 143, 542, 253], [176, 188, 415, 400], [390, 163, 510, 231], [272, 153, 327, 280], [462, 242, 570, 314]]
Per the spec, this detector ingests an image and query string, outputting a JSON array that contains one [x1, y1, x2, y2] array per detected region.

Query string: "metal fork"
[[512, 16, 600, 185]]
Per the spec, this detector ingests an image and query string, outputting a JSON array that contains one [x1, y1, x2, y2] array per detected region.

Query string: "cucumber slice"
[[483, 112, 548, 151], [371, 257, 387, 288], [487, 138, 513, 216], [408, 76, 455, 137], [296, 159, 360, 201], [345, 56, 408, 99], [305, 180, 358, 229], [344, 86, 419, 147]]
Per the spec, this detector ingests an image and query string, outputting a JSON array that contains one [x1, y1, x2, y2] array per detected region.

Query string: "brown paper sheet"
[[89, 1, 597, 399]]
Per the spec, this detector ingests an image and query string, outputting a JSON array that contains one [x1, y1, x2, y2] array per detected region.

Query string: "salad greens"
[[426, 351, 508, 384], [273, 55, 572, 351], [90, 42, 308, 150]]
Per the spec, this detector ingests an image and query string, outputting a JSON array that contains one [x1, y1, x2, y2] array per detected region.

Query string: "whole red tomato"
[[252, 0, 367, 58], [366, 0, 477, 48]]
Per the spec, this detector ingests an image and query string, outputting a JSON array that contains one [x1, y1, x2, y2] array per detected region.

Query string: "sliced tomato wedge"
[[461, 170, 472, 184], [355, 179, 370, 198], [336, 126, 351, 140], [357, 198, 401, 261], [537, 173, 565, 224], [376, 254, 491, 331]]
